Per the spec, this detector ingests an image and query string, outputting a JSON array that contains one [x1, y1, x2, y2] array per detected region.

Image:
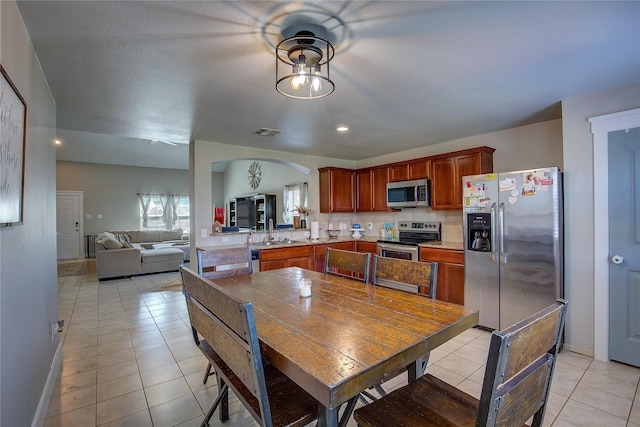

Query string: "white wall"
[[0, 2, 59, 425], [561, 81, 640, 357], [357, 119, 563, 173], [221, 160, 310, 223], [192, 140, 355, 251], [56, 161, 189, 235]]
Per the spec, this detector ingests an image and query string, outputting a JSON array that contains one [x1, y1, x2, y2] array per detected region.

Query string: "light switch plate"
[[201, 228, 208, 238]]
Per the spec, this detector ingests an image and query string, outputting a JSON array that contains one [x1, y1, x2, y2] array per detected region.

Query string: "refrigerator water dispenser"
[[467, 213, 491, 252]]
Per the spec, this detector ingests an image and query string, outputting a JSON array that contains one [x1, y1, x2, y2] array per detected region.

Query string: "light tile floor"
[[47, 264, 640, 427]]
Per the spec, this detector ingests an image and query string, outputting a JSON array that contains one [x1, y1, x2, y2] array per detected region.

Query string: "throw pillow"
[[99, 235, 122, 249], [114, 233, 131, 244], [121, 240, 132, 248]]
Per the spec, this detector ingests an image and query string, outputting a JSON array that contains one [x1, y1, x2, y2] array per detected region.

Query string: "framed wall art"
[[0, 64, 27, 226]]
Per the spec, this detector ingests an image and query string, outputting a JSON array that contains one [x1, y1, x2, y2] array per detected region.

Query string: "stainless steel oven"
[[377, 241, 419, 261], [377, 221, 441, 261]]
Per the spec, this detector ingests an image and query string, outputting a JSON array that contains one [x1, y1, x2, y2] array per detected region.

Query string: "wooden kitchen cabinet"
[[259, 245, 314, 272], [388, 160, 430, 182], [388, 164, 409, 182], [319, 167, 355, 213], [313, 241, 355, 272], [430, 147, 494, 210], [355, 241, 377, 254], [419, 247, 465, 305], [409, 160, 430, 180], [356, 167, 389, 212], [355, 241, 378, 280]]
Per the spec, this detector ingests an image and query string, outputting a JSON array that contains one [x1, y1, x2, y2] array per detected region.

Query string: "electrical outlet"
[[340, 223, 347, 230], [221, 237, 230, 242], [201, 228, 208, 238], [367, 223, 373, 230]]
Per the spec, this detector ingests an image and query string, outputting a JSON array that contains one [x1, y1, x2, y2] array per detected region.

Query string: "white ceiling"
[[17, 1, 640, 170]]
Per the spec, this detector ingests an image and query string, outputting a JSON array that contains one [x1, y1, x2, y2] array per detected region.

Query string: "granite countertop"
[[418, 241, 464, 251], [198, 237, 463, 252]]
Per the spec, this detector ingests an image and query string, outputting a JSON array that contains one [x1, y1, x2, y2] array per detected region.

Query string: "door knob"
[[611, 255, 624, 265]]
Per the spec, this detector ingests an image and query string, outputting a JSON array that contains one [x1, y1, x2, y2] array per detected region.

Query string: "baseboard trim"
[[32, 342, 62, 427], [564, 344, 595, 359]]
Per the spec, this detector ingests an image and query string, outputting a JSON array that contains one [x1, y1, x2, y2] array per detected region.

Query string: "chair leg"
[[216, 376, 229, 422], [202, 362, 214, 384], [339, 396, 359, 427], [373, 384, 387, 397], [201, 383, 228, 427]]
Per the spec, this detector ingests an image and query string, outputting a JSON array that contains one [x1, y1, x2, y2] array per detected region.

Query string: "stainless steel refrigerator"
[[462, 167, 563, 330]]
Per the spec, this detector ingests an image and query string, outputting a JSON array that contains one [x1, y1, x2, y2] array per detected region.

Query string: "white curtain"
[[160, 195, 170, 227], [166, 193, 180, 228], [138, 194, 152, 228]]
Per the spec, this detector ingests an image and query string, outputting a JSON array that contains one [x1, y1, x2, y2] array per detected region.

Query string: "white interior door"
[[56, 192, 83, 260], [608, 126, 640, 367]]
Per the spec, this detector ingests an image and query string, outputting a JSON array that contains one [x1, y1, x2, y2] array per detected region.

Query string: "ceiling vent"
[[252, 128, 281, 137]]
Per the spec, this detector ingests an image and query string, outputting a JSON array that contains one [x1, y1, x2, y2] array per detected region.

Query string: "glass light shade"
[[276, 33, 335, 100]]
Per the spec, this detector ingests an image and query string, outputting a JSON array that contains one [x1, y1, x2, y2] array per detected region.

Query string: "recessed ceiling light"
[[336, 126, 349, 132], [54, 139, 62, 145]]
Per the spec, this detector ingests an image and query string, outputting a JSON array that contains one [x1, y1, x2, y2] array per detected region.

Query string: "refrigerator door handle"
[[499, 202, 506, 265], [490, 202, 497, 264]]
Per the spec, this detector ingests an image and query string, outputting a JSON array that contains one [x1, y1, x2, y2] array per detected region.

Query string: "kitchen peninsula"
[[197, 233, 463, 302]]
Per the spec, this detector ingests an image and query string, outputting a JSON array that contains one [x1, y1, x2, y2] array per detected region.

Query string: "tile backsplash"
[[314, 208, 463, 243]]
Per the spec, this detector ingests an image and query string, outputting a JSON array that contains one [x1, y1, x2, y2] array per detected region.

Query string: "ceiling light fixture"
[[336, 126, 349, 132], [276, 30, 334, 100]]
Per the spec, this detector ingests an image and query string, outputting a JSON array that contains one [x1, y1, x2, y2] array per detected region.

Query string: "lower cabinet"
[[419, 247, 465, 305], [355, 241, 377, 280], [259, 245, 314, 272], [313, 241, 355, 272]]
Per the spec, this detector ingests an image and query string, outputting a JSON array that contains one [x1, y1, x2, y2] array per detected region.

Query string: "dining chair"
[[197, 245, 252, 280], [360, 256, 437, 401], [372, 255, 437, 298], [195, 246, 252, 384], [325, 248, 371, 283], [180, 266, 319, 427], [354, 299, 568, 427]]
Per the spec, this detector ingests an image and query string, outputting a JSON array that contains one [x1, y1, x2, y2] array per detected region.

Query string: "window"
[[282, 182, 308, 224], [138, 193, 189, 232]]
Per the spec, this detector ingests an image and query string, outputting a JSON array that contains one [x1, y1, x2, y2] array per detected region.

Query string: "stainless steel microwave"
[[386, 179, 431, 208]]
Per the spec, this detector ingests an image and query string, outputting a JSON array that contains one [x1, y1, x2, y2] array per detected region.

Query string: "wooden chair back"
[[325, 248, 371, 283], [354, 299, 568, 427], [180, 267, 317, 427], [372, 255, 437, 298], [477, 299, 567, 426], [197, 246, 252, 280]]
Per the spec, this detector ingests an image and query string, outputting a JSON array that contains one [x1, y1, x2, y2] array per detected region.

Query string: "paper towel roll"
[[310, 221, 320, 240]]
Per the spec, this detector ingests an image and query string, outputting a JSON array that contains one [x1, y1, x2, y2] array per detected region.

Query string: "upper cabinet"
[[388, 160, 430, 182], [319, 146, 493, 213], [409, 160, 430, 180], [319, 167, 355, 213], [356, 166, 389, 212], [430, 147, 495, 210]]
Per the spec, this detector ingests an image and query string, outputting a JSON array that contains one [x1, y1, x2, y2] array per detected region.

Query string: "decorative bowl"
[[327, 229, 340, 239]]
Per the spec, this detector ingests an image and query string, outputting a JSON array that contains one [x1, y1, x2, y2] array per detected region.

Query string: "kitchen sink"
[[253, 239, 309, 247], [253, 241, 285, 246]]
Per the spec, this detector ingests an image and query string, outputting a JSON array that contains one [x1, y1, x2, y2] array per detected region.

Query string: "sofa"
[[95, 229, 188, 280]]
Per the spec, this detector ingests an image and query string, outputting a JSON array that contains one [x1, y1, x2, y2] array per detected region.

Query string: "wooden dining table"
[[210, 267, 479, 427]]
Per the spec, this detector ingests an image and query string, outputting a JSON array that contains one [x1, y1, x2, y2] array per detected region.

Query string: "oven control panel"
[[398, 221, 441, 232]]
